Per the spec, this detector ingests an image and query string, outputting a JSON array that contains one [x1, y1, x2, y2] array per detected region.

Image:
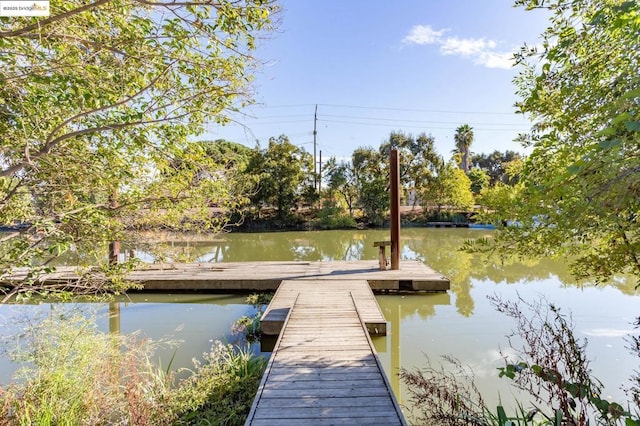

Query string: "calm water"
[[1, 228, 638, 415]]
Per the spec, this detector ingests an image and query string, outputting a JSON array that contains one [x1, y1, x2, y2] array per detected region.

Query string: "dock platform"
[[245, 281, 406, 425], [11, 260, 449, 292], [4, 260, 449, 424], [6, 259, 448, 424]]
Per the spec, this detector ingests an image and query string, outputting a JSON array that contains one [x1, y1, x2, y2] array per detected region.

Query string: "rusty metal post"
[[390, 149, 400, 270]]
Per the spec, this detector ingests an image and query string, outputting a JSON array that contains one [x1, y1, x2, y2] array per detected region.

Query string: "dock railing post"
[[390, 149, 400, 270]]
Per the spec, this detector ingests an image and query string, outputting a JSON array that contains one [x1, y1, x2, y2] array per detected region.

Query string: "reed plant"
[[401, 296, 640, 426], [0, 312, 176, 425], [170, 341, 266, 425], [0, 310, 267, 425]]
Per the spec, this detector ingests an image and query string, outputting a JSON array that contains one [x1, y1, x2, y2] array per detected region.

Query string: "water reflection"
[[0, 294, 258, 385], [35, 228, 639, 413], [116, 229, 637, 313]]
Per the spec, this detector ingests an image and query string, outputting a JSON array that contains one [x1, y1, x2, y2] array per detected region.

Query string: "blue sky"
[[208, 1, 549, 162]]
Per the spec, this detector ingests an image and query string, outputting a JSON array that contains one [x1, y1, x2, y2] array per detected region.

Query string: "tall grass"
[[170, 341, 266, 425], [0, 311, 267, 425]]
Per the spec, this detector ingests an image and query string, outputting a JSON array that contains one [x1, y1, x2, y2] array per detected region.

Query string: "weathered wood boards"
[[5, 260, 449, 292], [261, 279, 387, 336], [245, 285, 406, 425]]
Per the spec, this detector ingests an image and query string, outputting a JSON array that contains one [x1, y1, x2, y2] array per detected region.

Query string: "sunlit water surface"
[[1, 228, 638, 417]]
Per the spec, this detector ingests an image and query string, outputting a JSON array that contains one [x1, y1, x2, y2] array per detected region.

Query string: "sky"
[[207, 0, 550, 163]]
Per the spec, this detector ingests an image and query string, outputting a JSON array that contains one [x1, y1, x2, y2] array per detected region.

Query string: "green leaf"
[[496, 405, 508, 424], [615, 1, 637, 13], [625, 121, 640, 132], [564, 382, 579, 398], [613, 112, 632, 125], [598, 139, 622, 150], [554, 409, 563, 426], [567, 162, 584, 175]]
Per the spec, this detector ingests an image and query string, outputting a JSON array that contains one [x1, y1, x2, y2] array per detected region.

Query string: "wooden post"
[[390, 149, 400, 270], [108, 193, 120, 265], [108, 302, 120, 335]]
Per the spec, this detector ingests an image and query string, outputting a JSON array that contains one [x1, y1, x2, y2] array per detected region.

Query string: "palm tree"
[[454, 124, 474, 174]]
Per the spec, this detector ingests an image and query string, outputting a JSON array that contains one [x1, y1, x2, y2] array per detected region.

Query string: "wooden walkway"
[[261, 279, 387, 335], [245, 280, 406, 425]]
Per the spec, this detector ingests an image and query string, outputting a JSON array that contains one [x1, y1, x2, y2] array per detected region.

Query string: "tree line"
[[204, 127, 524, 227]]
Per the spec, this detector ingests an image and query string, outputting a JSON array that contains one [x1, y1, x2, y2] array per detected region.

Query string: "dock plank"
[[245, 282, 406, 425], [261, 278, 390, 336]]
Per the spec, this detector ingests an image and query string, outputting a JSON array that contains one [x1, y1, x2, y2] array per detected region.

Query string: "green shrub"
[[424, 210, 468, 223], [0, 312, 175, 425], [171, 342, 267, 425], [0, 311, 267, 426], [313, 203, 356, 229]]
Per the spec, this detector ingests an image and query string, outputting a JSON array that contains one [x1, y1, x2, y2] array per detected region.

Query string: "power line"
[[319, 118, 528, 132], [225, 115, 527, 128], [319, 113, 526, 127], [318, 103, 517, 115], [245, 102, 518, 115]]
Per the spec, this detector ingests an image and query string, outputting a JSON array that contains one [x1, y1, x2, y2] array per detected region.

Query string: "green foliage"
[[0, 311, 268, 425], [421, 161, 474, 212], [380, 132, 442, 204], [486, 0, 640, 283], [246, 135, 315, 218], [352, 147, 389, 226], [312, 200, 357, 230], [199, 140, 253, 172], [0, 0, 278, 300], [473, 182, 524, 227], [232, 292, 273, 343], [0, 312, 176, 425], [171, 341, 267, 425], [471, 151, 524, 186], [324, 158, 359, 216], [424, 210, 468, 223], [468, 167, 491, 195]]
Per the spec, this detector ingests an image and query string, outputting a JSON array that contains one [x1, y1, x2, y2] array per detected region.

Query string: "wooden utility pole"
[[390, 149, 400, 270], [313, 104, 318, 191], [318, 150, 322, 194]]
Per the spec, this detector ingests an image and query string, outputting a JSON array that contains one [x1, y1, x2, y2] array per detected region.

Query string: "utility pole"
[[318, 150, 322, 194], [313, 104, 318, 191]]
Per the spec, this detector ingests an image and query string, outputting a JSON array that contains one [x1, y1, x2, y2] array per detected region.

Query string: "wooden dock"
[[9, 260, 449, 293], [245, 280, 406, 425], [4, 260, 449, 424]]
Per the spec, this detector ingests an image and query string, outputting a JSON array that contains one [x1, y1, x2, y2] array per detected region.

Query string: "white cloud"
[[402, 25, 447, 45], [582, 328, 639, 338], [441, 37, 494, 56], [402, 25, 514, 70], [476, 51, 514, 69]]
